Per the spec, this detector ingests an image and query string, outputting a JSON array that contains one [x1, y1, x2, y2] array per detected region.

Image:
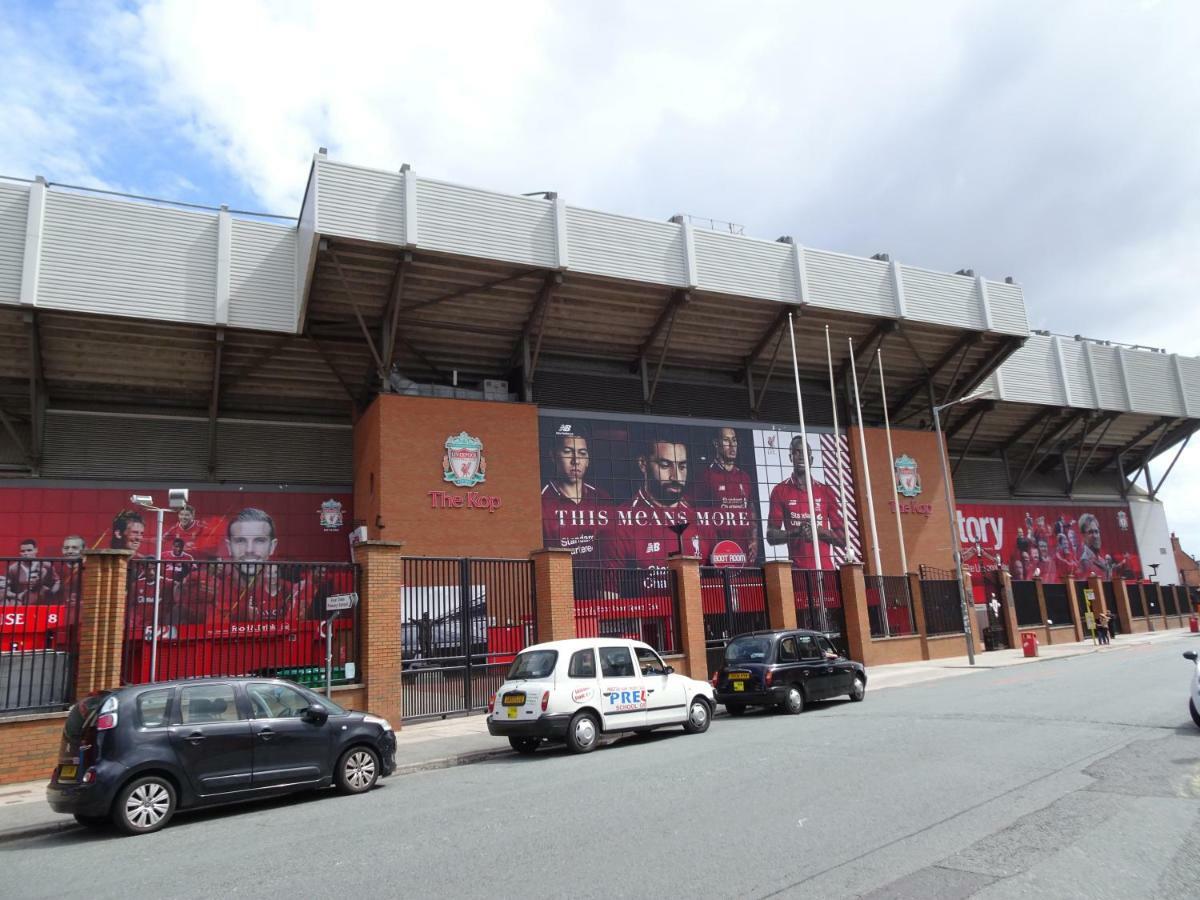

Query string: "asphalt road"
[[5, 634, 1200, 900]]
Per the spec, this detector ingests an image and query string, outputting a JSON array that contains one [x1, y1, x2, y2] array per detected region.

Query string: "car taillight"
[[764, 670, 774, 688], [710, 671, 719, 687], [541, 691, 550, 712], [81, 769, 96, 784], [96, 713, 118, 730], [488, 693, 496, 714]]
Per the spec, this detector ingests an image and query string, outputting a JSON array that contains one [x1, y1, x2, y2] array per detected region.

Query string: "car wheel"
[[1190, 698, 1200, 729], [683, 697, 711, 734], [73, 813, 109, 829], [725, 703, 746, 717], [508, 736, 540, 755], [112, 775, 176, 836], [566, 711, 600, 753], [849, 675, 866, 702], [780, 685, 805, 715], [337, 746, 380, 793]]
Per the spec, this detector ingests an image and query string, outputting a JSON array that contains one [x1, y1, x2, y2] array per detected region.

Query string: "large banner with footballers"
[[955, 500, 1139, 582], [537, 414, 860, 571]]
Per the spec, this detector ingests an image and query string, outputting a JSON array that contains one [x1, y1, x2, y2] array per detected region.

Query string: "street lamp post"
[[131, 489, 190, 683], [932, 389, 992, 667]]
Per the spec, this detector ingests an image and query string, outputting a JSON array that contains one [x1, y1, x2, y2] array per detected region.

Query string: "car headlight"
[[363, 714, 394, 733]]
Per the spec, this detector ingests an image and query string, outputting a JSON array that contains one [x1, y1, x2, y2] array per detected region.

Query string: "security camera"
[[130, 494, 153, 507], [168, 488, 190, 510]]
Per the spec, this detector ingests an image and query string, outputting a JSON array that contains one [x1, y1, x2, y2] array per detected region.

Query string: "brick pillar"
[[1154, 583, 1169, 629], [839, 563, 871, 666], [999, 571, 1020, 648], [531, 548, 576, 642], [764, 561, 797, 631], [1111, 577, 1133, 636], [75, 549, 132, 698], [1034, 577, 1049, 631], [907, 573, 931, 659], [1064, 579, 1085, 642], [357, 541, 404, 726], [666, 555, 708, 681]]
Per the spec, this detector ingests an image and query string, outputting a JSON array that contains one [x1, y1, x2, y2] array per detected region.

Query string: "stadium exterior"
[[0, 153, 1196, 780]]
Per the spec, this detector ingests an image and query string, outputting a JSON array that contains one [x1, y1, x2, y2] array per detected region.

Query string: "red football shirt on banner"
[[695, 461, 757, 557], [604, 490, 713, 570], [767, 474, 843, 570]]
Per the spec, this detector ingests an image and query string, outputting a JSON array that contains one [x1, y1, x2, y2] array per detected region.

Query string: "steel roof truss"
[[1008, 411, 1062, 491], [1150, 427, 1195, 499], [889, 331, 978, 422]]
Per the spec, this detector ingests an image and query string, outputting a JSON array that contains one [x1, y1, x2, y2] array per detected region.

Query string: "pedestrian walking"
[[1108, 608, 1119, 639], [1095, 612, 1109, 645]]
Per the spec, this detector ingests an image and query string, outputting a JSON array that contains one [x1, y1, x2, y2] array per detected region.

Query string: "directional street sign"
[[324, 592, 358, 612]]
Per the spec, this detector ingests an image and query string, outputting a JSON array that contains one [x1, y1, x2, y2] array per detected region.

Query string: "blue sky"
[[4, 0, 1200, 553]]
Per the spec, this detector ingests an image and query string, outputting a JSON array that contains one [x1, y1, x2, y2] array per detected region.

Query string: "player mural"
[[537, 414, 860, 572], [955, 501, 1140, 583]]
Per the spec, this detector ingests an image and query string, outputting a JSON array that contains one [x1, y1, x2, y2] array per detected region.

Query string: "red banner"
[[0, 605, 69, 651], [956, 501, 1139, 582]]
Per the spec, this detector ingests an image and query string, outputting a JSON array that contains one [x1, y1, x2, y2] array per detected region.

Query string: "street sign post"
[[324, 592, 359, 697], [1083, 588, 1096, 644]]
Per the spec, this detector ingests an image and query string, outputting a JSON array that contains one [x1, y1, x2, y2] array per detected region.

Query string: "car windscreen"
[[724, 637, 772, 664], [506, 650, 558, 680], [64, 692, 109, 742]]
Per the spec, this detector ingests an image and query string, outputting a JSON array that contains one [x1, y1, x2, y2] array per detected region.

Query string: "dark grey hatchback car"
[[712, 629, 867, 715], [46, 677, 397, 835]]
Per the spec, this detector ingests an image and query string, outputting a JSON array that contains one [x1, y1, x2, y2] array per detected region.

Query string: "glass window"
[[136, 688, 173, 728], [179, 684, 240, 724], [796, 635, 821, 661], [247, 683, 311, 719], [506, 650, 558, 680], [777, 638, 799, 663], [725, 636, 771, 664], [599, 646, 636, 678], [635, 647, 666, 676], [816, 637, 838, 657], [568, 649, 596, 679]]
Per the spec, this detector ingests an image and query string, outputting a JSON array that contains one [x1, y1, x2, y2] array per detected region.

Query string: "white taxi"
[[487, 638, 715, 754]]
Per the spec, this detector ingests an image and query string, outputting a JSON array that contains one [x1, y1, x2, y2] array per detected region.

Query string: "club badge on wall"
[[1117, 510, 1129, 531], [319, 499, 344, 532], [443, 432, 487, 487], [894, 454, 922, 498]]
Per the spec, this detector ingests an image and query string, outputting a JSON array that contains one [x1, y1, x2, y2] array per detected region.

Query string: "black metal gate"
[[700, 567, 769, 677], [401, 557, 536, 721]]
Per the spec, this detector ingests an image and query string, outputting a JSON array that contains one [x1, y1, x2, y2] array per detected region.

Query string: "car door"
[[169, 681, 254, 796], [597, 644, 646, 731], [775, 635, 802, 692], [246, 682, 333, 786], [817, 635, 855, 695], [794, 634, 833, 700], [635, 645, 686, 726]]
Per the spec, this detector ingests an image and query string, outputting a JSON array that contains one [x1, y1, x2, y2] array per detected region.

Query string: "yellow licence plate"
[[502, 693, 526, 706], [58, 764, 77, 781], [507, 706, 518, 719], [733, 682, 745, 692], [729, 672, 750, 681]]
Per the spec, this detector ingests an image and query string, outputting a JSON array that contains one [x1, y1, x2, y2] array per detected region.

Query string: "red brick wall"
[[354, 395, 543, 557], [0, 714, 66, 785]]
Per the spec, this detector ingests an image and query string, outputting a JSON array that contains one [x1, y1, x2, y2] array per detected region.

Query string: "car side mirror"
[[301, 705, 329, 724], [664, 666, 674, 675], [1184, 651, 1198, 662]]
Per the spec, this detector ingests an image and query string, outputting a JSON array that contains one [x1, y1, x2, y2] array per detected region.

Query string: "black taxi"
[[711, 629, 866, 715]]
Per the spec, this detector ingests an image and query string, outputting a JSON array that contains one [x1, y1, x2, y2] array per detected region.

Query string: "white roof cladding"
[[983, 332, 1199, 418], [304, 156, 1029, 336]]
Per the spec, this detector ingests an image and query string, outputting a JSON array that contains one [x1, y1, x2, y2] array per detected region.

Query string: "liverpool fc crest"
[[894, 454, 922, 498], [443, 432, 487, 487], [319, 499, 344, 532]]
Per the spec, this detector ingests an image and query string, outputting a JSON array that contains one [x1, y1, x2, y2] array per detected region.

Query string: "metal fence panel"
[[121, 560, 360, 688], [1042, 583, 1071, 627], [866, 575, 915, 637], [700, 567, 769, 675], [1128, 582, 1146, 618], [793, 569, 846, 651], [920, 580, 965, 636], [1012, 581, 1042, 626], [574, 567, 681, 655], [0, 556, 81, 713]]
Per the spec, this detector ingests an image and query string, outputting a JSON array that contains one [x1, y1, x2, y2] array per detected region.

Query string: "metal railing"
[[793, 569, 846, 647], [121, 560, 359, 688], [920, 579, 966, 636], [701, 567, 768, 674], [1011, 581, 1042, 626], [1128, 582, 1146, 618], [574, 567, 680, 656], [1, 557, 82, 713], [866, 575, 916, 637], [1042, 582, 1071, 627], [402, 557, 536, 721]]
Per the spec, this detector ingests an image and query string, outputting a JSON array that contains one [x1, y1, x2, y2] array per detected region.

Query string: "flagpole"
[[878, 349, 908, 574], [787, 313, 823, 576], [825, 326, 851, 556], [848, 337, 887, 636]]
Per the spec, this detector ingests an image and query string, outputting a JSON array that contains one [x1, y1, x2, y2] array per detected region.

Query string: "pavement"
[[0, 625, 1191, 845]]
